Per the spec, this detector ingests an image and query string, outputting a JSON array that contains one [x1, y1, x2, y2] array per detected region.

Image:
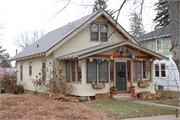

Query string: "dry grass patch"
[[0, 96, 111, 120]]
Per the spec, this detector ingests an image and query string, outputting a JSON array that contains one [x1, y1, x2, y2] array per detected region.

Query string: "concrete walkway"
[[126, 99, 180, 109], [122, 114, 179, 120]]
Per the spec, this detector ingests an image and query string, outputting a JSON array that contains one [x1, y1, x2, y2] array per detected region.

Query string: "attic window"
[[91, 23, 98, 41], [91, 23, 108, 41], [37, 44, 39, 48]]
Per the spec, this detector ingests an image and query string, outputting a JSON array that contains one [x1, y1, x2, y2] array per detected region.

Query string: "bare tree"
[[14, 29, 45, 50], [0, 22, 4, 45]]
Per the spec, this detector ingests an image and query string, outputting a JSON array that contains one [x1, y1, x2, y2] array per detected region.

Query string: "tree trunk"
[[168, 1, 180, 92], [168, 1, 180, 74]]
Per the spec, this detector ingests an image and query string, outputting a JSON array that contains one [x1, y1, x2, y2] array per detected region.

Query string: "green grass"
[[153, 100, 180, 106], [81, 100, 177, 119]]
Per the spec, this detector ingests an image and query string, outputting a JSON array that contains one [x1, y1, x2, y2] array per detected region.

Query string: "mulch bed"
[[0, 96, 110, 119]]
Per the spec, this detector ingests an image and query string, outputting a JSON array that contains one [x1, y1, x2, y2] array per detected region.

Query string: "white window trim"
[[91, 23, 108, 42], [154, 62, 167, 78], [156, 38, 163, 53]]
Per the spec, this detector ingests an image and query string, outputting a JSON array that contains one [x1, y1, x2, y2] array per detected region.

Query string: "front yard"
[[81, 100, 177, 119], [0, 93, 178, 119]]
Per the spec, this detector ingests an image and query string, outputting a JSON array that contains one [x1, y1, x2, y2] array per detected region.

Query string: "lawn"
[[153, 100, 180, 107], [81, 100, 177, 119]]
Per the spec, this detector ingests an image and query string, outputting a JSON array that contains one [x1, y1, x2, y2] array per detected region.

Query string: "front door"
[[116, 62, 127, 91]]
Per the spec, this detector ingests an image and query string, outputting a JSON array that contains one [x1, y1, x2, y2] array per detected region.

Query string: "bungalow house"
[[10, 10, 168, 98], [137, 25, 180, 91]]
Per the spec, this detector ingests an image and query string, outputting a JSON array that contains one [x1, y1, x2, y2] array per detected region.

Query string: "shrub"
[[156, 90, 179, 99], [1, 70, 24, 94], [30, 62, 73, 95]]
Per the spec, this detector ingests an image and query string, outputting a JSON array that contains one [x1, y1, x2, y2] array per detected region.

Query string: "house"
[[10, 10, 169, 98], [137, 25, 180, 91]]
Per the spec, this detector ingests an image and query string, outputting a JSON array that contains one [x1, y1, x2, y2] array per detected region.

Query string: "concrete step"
[[112, 93, 134, 100]]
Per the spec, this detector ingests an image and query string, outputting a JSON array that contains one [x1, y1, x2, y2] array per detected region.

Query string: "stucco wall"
[[16, 54, 53, 92], [53, 16, 125, 59]]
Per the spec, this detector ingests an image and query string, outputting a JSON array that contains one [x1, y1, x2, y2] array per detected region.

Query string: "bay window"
[[87, 60, 97, 83], [133, 61, 141, 81], [110, 60, 114, 82], [143, 61, 151, 81], [99, 61, 108, 83], [71, 61, 76, 82], [77, 60, 82, 82]]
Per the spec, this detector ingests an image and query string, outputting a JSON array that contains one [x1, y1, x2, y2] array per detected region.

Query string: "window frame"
[[156, 38, 162, 53], [20, 64, 23, 81], [71, 61, 76, 82], [42, 61, 46, 82], [100, 24, 108, 41], [133, 61, 152, 82], [127, 60, 131, 83], [91, 23, 108, 41], [77, 60, 82, 83], [154, 62, 167, 78], [110, 60, 114, 83], [87, 59, 97, 83], [143, 61, 151, 81], [91, 23, 99, 41], [155, 63, 160, 78], [29, 62, 32, 76], [66, 61, 70, 82], [99, 61, 109, 83]]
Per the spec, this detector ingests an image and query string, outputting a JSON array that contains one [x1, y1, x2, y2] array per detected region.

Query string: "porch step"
[[112, 93, 134, 100]]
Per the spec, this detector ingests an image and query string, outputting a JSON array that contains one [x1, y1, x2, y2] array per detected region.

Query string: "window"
[[42, 62, 46, 82], [127, 61, 131, 82], [29, 63, 32, 76], [66, 61, 70, 82], [77, 60, 82, 82], [91, 23, 108, 41], [71, 61, 76, 82], [161, 63, 166, 77], [20, 64, 23, 81], [133, 61, 141, 81], [154, 63, 166, 78], [99, 61, 108, 83], [157, 39, 162, 52], [110, 60, 114, 82], [155, 64, 159, 77], [87, 60, 97, 83], [143, 61, 151, 81], [91, 23, 98, 41], [100, 24, 107, 41]]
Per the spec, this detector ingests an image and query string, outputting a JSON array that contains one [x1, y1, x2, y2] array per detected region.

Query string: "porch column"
[[81, 59, 86, 85], [151, 60, 154, 83]]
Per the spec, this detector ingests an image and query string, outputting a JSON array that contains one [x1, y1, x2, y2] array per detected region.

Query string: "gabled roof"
[[10, 10, 139, 61], [56, 41, 169, 61], [136, 24, 170, 41]]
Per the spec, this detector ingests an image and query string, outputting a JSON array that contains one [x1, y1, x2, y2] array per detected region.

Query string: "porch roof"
[[56, 41, 169, 61]]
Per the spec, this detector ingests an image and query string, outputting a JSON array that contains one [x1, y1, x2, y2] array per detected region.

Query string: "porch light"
[[120, 51, 124, 56]]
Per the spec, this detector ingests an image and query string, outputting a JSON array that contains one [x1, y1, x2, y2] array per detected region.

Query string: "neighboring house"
[[137, 25, 180, 91], [10, 10, 168, 99]]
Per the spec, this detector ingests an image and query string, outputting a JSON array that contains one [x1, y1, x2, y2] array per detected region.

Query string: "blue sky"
[[0, 0, 158, 66]]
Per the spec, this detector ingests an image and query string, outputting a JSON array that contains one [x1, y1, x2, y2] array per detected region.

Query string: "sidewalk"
[[121, 114, 179, 120]]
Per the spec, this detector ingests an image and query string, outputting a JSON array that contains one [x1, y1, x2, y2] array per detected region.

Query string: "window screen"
[[99, 61, 108, 83], [87, 60, 97, 83]]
